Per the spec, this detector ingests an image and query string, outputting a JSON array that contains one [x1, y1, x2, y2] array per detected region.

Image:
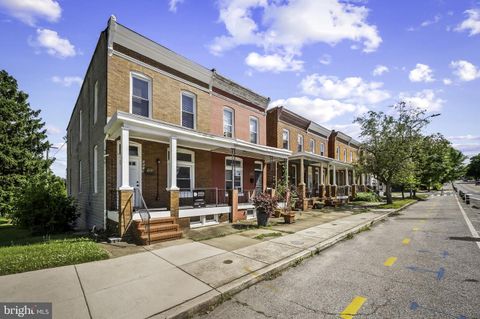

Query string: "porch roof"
[[105, 111, 292, 160], [289, 152, 353, 168]]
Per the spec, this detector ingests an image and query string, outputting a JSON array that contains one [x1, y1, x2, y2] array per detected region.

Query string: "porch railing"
[[337, 185, 350, 197], [179, 188, 229, 208], [238, 189, 256, 204], [134, 187, 151, 245]]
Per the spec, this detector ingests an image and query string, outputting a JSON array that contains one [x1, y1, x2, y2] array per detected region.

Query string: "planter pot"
[[273, 209, 282, 218], [283, 212, 296, 224], [257, 208, 269, 227]]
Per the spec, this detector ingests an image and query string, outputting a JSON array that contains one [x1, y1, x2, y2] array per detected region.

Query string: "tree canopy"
[[466, 154, 480, 179], [0, 70, 51, 215]]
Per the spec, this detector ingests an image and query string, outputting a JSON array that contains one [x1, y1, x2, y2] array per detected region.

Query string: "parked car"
[[475, 180, 480, 186]]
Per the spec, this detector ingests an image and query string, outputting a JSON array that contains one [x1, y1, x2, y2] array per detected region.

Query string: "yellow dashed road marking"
[[402, 238, 411, 245], [340, 296, 367, 319], [413, 227, 420, 231], [384, 257, 397, 267]]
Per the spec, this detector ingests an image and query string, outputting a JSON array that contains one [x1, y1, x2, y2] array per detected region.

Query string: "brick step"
[[139, 230, 182, 244], [136, 223, 179, 235]]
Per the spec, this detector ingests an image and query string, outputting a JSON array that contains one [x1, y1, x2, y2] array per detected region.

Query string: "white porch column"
[[361, 173, 365, 185], [333, 165, 337, 185], [300, 158, 305, 185], [169, 136, 179, 190], [320, 163, 324, 185], [353, 169, 356, 184], [119, 127, 132, 190], [327, 165, 331, 185], [345, 168, 349, 186]]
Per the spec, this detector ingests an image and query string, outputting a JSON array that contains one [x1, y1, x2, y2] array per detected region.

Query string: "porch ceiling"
[[105, 111, 292, 161]]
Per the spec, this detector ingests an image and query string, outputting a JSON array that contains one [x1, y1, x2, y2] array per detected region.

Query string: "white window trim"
[[291, 164, 297, 186], [223, 107, 234, 138], [79, 110, 82, 142], [297, 134, 304, 152], [94, 81, 98, 124], [180, 91, 196, 130], [129, 72, 152, 118], [320, 143, 325, 156], [249, 116, 259, 144], [225, 156, 243, 192], [167, 148, 195, 192], [336, 146, 340, 160], [344, 149, 347, 162], [350, 151, 353, 162], [116, 141, 143, 191], [254, 160, 263, 171], [282, 129, 290, 150], [310, 139, 315, 153], [93, 145, 98, 193]]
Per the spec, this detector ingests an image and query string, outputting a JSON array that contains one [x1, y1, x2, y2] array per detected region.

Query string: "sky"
[[1, 0, 480, 177]]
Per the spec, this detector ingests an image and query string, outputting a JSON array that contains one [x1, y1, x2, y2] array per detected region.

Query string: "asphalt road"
[[196, 187, 480, 318], [455, 182, 480, 197]]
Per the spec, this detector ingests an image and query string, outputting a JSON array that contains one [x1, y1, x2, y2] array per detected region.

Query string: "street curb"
[[156, 200, 419, 319]]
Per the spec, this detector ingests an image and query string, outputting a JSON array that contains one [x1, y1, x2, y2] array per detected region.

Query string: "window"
[[320, 143, 325, 156], [181, 92, 196, 129], [79, 110, 82, 142], [168, 149, 195, 191], [336, 146, 340, 160], [350, 151, 353, 162], [94, 81, 98, 124], [79, 160, 82, 193], [297, 134, 304, 152], [225, 157, 243, 191], [223, 108, 234, 138], [344, 149, 347, 162], [282, 129, 290, 150], [93, 145, 98, 193], [249, 117, 258, 144], [310, 139, 315, 153], [131, 73, 151, 117], [290, 164, 297, 186]]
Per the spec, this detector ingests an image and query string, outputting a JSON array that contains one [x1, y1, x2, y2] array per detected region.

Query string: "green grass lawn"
[[0, 217, 109, 276], [376, 198, 416, 209]]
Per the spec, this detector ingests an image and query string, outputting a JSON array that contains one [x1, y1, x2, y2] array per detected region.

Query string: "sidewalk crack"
[[74, 265, 93, 319]]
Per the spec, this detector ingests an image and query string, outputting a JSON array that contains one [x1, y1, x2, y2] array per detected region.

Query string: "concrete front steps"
[[134, 217, 182, 245]]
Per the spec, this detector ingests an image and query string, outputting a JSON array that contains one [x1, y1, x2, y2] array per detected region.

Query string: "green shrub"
[[354, 192, 380, 202], [12, 173, 78, 235]]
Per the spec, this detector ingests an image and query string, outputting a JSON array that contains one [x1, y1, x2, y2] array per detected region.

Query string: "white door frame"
[[116, 141, 142, 193]]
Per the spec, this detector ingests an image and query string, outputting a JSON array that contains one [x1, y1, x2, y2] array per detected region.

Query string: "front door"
[[129, 159, 141, 207], [254, 171, 263, 193]]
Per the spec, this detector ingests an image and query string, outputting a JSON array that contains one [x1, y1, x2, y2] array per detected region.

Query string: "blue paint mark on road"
[[409, 301, 467, 318], [441, 250, 449, 258], [406, 266, 445, 281]]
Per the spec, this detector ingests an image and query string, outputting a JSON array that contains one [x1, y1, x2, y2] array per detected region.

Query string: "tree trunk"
[[385, 182, 393, 204], [401, 185, 405, 199], [409, 188, 413, 198], [413, 189, 416, 198]]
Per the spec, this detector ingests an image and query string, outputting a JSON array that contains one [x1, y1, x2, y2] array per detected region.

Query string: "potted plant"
[[252, 192, 278, 227], [282, 188, 297, 224]]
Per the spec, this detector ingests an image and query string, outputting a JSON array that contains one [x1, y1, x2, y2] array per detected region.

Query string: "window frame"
[[249, 116, 259, 144], [93, 145, 98, 193], [167, 148, 195, 192], [336, 146, 340, 160], [297, 134, 304, 152], [282, 129, 290, 150], [350, 151, 353, 162], [94, 80, 98, 124], [344, 149, 347, 162], [225, 156, 243, 192], [320, 143, 325, 156], [129, 72, 152, 118], [180, 91, 197, 130], [309, 139, 315, 153], [223, 107, 234, 138]]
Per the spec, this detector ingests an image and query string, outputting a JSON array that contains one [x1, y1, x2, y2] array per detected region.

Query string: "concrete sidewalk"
[[0, 210, 398, 319]]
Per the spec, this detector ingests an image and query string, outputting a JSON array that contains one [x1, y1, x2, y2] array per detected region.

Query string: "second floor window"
[[344, 149, 347, 162], [297, 134, 304, 152], [310, 139, 315, 153], [181, 92, 196, 129], [350, 151, 354, 162], [223, 108, 234, 138], [249, 117, 258, 144], [336, 146, 340, 159], [131, 74, 150, 117], [282, 129, 290, 150], [320, 143, 325, 156]]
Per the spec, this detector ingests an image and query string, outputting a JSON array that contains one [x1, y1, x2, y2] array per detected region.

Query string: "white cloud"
[[0, 0, 61, 26], [408, 63, 435, 82], [450, 60, 480, 82], [300, 74, 390, 104], [372, 64, 389, 76], [210, 0, 381, 72], [245, 52, 303, 72], [270, 96, 360, 122], [455, 9, 480, 36], [52, 76, 83, 87], [30, 28, 76, 58], [420, 14, 441, 27], [46, 125, 61, 135], [319, 54, 332, 65], [168, 0, 184, 13], [330, 123, 362, 139], [442, 78, 452, 85], [399, 89, 445, 112]]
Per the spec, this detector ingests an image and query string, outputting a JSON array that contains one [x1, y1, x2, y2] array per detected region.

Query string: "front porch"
[[104, 112, 290, 241]]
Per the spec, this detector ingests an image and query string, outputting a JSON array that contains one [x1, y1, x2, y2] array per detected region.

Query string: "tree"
[[467, 154, 480, 179], [0, 70, 51, 216], [355, 102, 436, 204]]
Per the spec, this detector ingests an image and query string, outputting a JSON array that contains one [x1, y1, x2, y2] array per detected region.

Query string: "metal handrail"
[[134, 187, 151, 245]]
